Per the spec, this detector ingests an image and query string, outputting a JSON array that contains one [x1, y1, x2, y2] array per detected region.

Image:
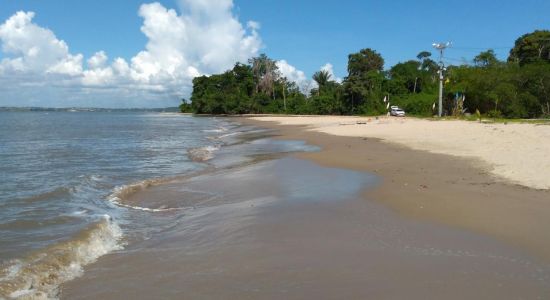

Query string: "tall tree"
[[347, 48, 384, 76], [312, 70, 332, 95], [508, 30, 550, 66], [390, 60, 423, 93], [343, 48, 386, 115], [248, 54, 280, 96], [474, 49, 499, 67], [416, 51, 432, 61]]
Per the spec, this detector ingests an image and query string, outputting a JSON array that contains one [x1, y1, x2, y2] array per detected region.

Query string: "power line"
[[451, 46, 511, 50]]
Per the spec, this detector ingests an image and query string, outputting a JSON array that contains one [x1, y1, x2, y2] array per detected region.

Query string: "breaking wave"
[[0, 215, 123, 300], [187, 145, 220, 162], [202, 126, 228, 133], [107, 178, 186, 212]]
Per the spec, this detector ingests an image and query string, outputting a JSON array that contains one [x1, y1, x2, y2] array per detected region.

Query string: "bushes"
[[446, 62, 550, 118], [392, 93, 437, 117]]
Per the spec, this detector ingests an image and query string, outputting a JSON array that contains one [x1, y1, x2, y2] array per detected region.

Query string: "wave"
[[17, 187, 74, 205], [110, 201, 184, 213], [107, 178, 183, 212], [0, 216, 81, 231], [187, 145, 220, 162], [10, 175, 105, 207], [218, 131, 242, 139], [0, 215, 123, 300], [202, 126, 228, 133], [108, 178, 173, 202]]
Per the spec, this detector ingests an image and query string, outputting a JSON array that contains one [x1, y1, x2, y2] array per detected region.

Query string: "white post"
[[433, 42, 451, 117], [438, 69, 443, 117]]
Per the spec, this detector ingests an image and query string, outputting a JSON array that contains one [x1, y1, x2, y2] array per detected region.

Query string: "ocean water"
[[0, 111, 318, 299]]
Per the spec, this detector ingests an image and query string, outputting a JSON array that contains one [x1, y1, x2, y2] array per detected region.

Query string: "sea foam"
[[0, 215, 123, 300]]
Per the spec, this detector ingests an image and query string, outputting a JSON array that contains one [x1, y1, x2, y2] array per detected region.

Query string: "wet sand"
[[61, 120, 550, 299], [248, 116, 550, 189], [241, 118, 550, 263]]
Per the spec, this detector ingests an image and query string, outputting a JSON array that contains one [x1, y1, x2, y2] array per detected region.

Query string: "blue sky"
[[0, 0, 549, 107]]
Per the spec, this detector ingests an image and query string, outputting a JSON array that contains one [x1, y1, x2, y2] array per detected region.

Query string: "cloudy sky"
[[1, 0, 549, 108]]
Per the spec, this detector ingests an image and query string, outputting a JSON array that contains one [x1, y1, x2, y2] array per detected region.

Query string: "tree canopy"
[[184, 30, 550, 119], [508, 30, 550, 66]]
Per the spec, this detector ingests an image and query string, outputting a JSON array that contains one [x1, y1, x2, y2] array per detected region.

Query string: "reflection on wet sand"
[[62, 158, 550, 299]]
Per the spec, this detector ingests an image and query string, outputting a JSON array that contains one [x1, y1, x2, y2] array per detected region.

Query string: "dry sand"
[[249, 116, 550, 190]]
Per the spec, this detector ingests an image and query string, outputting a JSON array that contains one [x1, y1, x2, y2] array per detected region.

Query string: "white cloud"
[[275, 61, 343, 95], [276, 60, 313, 94], [0, 11, 77, 74], [0, 1, 262, 107], [47, 54, 83, 75], [320, 63, 342, 83], [87, 51, 108, 69]]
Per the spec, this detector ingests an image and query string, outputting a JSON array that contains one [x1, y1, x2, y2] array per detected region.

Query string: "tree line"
[[182, 30, 550, 118]]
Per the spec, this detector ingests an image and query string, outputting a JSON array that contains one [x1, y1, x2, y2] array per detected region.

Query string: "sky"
[[1, 0, 549, 108]]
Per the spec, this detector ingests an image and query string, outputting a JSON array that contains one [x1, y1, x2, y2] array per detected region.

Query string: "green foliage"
[[392, 92, 437, 117], [342, 49, 388, 115], [447, 58, 550, 118], [390, 60, 424, 93], [179, 99, 192, 113], [487, 109, 503, 119], [191, 63, 256, 114], [312, 70, 331, 88], [347, 48, 384, 76], [508, 30, 550, 66], [186, 31, 550, 119], [417, 51, 431, 61], [474, 49, 499, 67]]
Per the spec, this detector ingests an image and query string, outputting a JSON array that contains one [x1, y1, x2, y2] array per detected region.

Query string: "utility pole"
[[432, 42, 451, 117]]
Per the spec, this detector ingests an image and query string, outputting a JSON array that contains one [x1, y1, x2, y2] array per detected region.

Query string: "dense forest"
[[182, 30, 550, 118]]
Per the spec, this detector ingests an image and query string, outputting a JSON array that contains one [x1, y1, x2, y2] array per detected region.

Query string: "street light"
[[432, 42, 451, 117]]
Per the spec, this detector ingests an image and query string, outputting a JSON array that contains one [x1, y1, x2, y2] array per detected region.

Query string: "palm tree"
[[312, 70, 331, 96]]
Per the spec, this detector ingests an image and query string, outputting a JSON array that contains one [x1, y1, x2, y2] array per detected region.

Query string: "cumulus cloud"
[[275, 61, 342, 95], [0, 0, 262, 107], [276, 60, 313, 94], [0, 11, 78, 75], [320, 63, 342, 83], [87, 51, 108, 69]]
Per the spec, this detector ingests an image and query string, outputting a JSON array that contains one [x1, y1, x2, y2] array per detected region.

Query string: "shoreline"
[[246, 115, 550, 190], [240, 116, 550, 263], [60, 115, 550, 299]]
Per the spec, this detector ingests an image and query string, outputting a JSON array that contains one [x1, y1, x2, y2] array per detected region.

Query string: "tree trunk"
[[283, 84, 287, 112]]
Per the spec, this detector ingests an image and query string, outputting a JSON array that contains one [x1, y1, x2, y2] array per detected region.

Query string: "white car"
[[390, 106, 406, 117]]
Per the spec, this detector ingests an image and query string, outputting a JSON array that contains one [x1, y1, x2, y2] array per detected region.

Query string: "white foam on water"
[[218, 131, 242, 139], [187, 145, 220, 162], [106, 179, 188, 213], [111, 202, 185, 213], [0, 215, 124, 300], [107, 178, 173, 203], [202, 126, 228, 133]]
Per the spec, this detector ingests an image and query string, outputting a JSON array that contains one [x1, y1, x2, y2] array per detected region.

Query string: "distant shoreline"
[[0, 107, 180, 112]]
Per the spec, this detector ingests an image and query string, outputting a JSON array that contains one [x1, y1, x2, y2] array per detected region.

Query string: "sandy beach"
[[248, 116, 550, 190], [245, 116, 550, 262]]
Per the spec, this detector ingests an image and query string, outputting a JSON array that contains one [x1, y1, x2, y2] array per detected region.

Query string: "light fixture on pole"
[[432, 42, 451, 117]]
